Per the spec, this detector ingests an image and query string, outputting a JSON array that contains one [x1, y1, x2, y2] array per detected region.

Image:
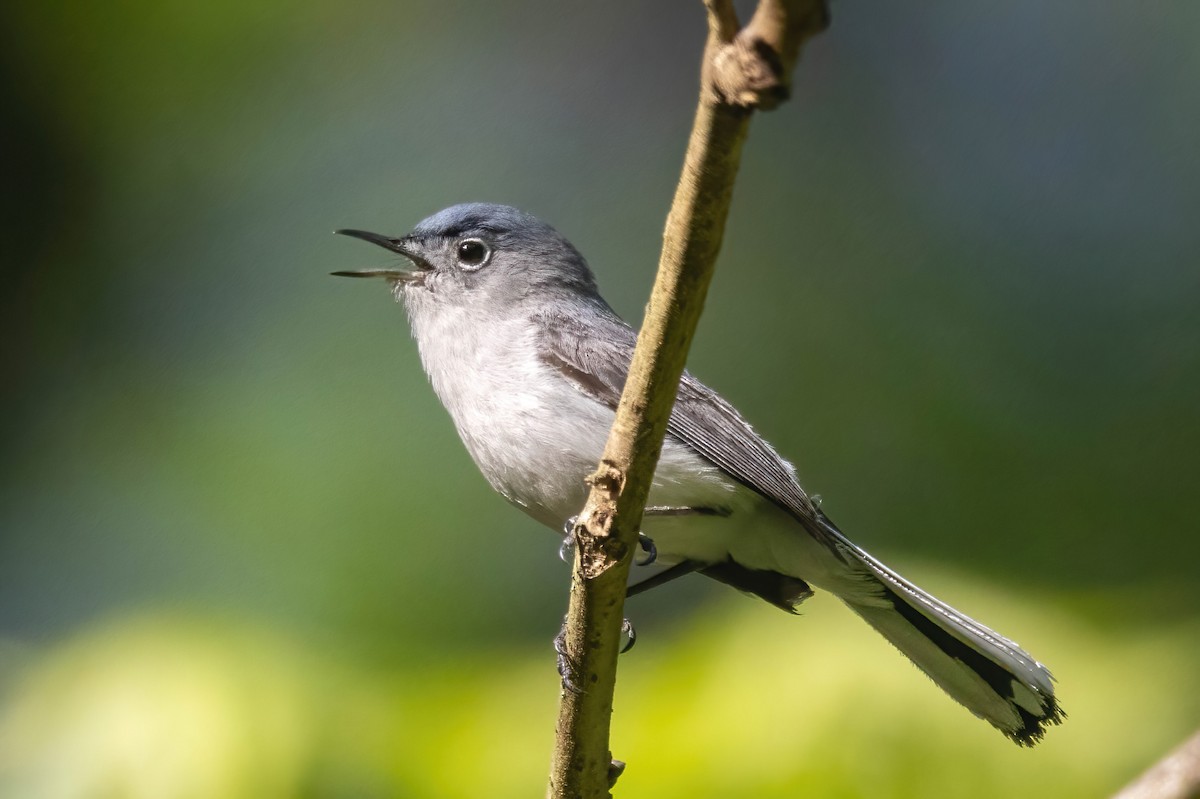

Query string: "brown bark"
[[1113, 731, 1200, 799], [546, 2, 829, 797]]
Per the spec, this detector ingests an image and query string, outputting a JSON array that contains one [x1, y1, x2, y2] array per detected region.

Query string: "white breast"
[[405, 292, 743, 532]]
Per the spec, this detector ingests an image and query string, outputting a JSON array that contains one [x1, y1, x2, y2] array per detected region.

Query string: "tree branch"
[[546, 2, 829, 796], [1112, 730, 1200, 799]]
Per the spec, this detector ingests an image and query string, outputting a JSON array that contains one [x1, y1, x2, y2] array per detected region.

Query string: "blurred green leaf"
[[3, 575, 1196, 798]]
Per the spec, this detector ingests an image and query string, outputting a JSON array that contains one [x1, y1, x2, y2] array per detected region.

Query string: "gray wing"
[[534, 307, 820, 528]]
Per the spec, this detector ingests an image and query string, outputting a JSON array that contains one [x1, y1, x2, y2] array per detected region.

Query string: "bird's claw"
[[556, 616, 634, 692], [554, 619, 584, 695], [635, 533, 657, 566], [620, 617, 637, 654]]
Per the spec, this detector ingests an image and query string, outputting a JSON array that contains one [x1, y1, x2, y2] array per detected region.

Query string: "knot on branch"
[[585, 460, 625, 501], [712, 35, 788, 109], [573, 462, 631, 579], [708, 0, 830, 111]]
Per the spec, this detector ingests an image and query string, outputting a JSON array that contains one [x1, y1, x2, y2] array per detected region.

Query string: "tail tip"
[[1005, 695, 1067, 747]]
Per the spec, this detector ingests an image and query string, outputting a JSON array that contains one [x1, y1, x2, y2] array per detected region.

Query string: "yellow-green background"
[[1, 2, 1197, 797]]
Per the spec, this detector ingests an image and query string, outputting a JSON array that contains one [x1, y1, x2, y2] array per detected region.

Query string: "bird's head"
[[334, 203, 599, 310]]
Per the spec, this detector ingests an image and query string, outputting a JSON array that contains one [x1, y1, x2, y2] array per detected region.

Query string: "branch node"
[[584, 461, 625, 499], [712, 36, 788, 109], [573, 467, 634, 579], [709, 0, 831, 111]]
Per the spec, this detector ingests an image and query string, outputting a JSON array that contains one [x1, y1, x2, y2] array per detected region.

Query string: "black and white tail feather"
[[814, 511, 1064, 746], [534, 302, 1064, 746]]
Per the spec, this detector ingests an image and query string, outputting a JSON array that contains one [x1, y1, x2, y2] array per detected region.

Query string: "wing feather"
[[534, 307, 819, 527]]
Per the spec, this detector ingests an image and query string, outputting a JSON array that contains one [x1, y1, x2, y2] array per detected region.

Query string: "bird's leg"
[[554, 615, 584, 695], [627, 560, 700, 597]]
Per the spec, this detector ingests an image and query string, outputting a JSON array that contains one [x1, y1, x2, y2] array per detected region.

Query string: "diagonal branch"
[[1112, 730, 1200, 799], [546, 1, 829, 797]]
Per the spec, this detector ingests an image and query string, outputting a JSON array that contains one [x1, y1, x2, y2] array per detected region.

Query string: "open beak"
[[332, 229, 431, 282]]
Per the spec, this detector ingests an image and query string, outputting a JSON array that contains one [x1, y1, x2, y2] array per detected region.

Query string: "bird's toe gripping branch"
[[635, 533, 657, 566]]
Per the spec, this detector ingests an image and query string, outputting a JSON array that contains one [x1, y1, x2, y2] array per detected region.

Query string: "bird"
[[333, 202, 1063, 745]]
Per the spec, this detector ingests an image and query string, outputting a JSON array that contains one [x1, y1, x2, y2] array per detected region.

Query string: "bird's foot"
[[554, 617, 584, 695], [635, 533, 657, 566], [555, 616, 635, 693]]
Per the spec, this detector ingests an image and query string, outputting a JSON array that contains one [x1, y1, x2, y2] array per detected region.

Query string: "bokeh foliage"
[[1, 1, 1197, 796]]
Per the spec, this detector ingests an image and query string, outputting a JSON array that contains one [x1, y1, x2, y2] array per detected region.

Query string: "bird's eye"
[[456, 238, 491, 269]]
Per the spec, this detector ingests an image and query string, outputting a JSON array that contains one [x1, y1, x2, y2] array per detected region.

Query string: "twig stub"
[[710, 0, 830, 110]]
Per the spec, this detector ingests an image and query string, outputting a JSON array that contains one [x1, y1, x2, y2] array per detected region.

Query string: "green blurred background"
[[1, 1, 1197, 797]]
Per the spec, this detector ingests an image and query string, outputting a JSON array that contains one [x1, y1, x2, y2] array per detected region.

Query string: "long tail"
[[816, 513, 1064, 746]]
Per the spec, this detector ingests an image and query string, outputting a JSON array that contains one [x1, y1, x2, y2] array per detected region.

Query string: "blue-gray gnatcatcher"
[[334, 203, 1062, 745]]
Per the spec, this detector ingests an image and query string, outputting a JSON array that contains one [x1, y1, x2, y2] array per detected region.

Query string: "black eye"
[[456, 238, 491, 268]]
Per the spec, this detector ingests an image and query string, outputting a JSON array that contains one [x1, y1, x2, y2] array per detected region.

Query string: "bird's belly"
[[451, 376, 613, 526], [457, 387, 747, 534], [430, 333, 754, 554]]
